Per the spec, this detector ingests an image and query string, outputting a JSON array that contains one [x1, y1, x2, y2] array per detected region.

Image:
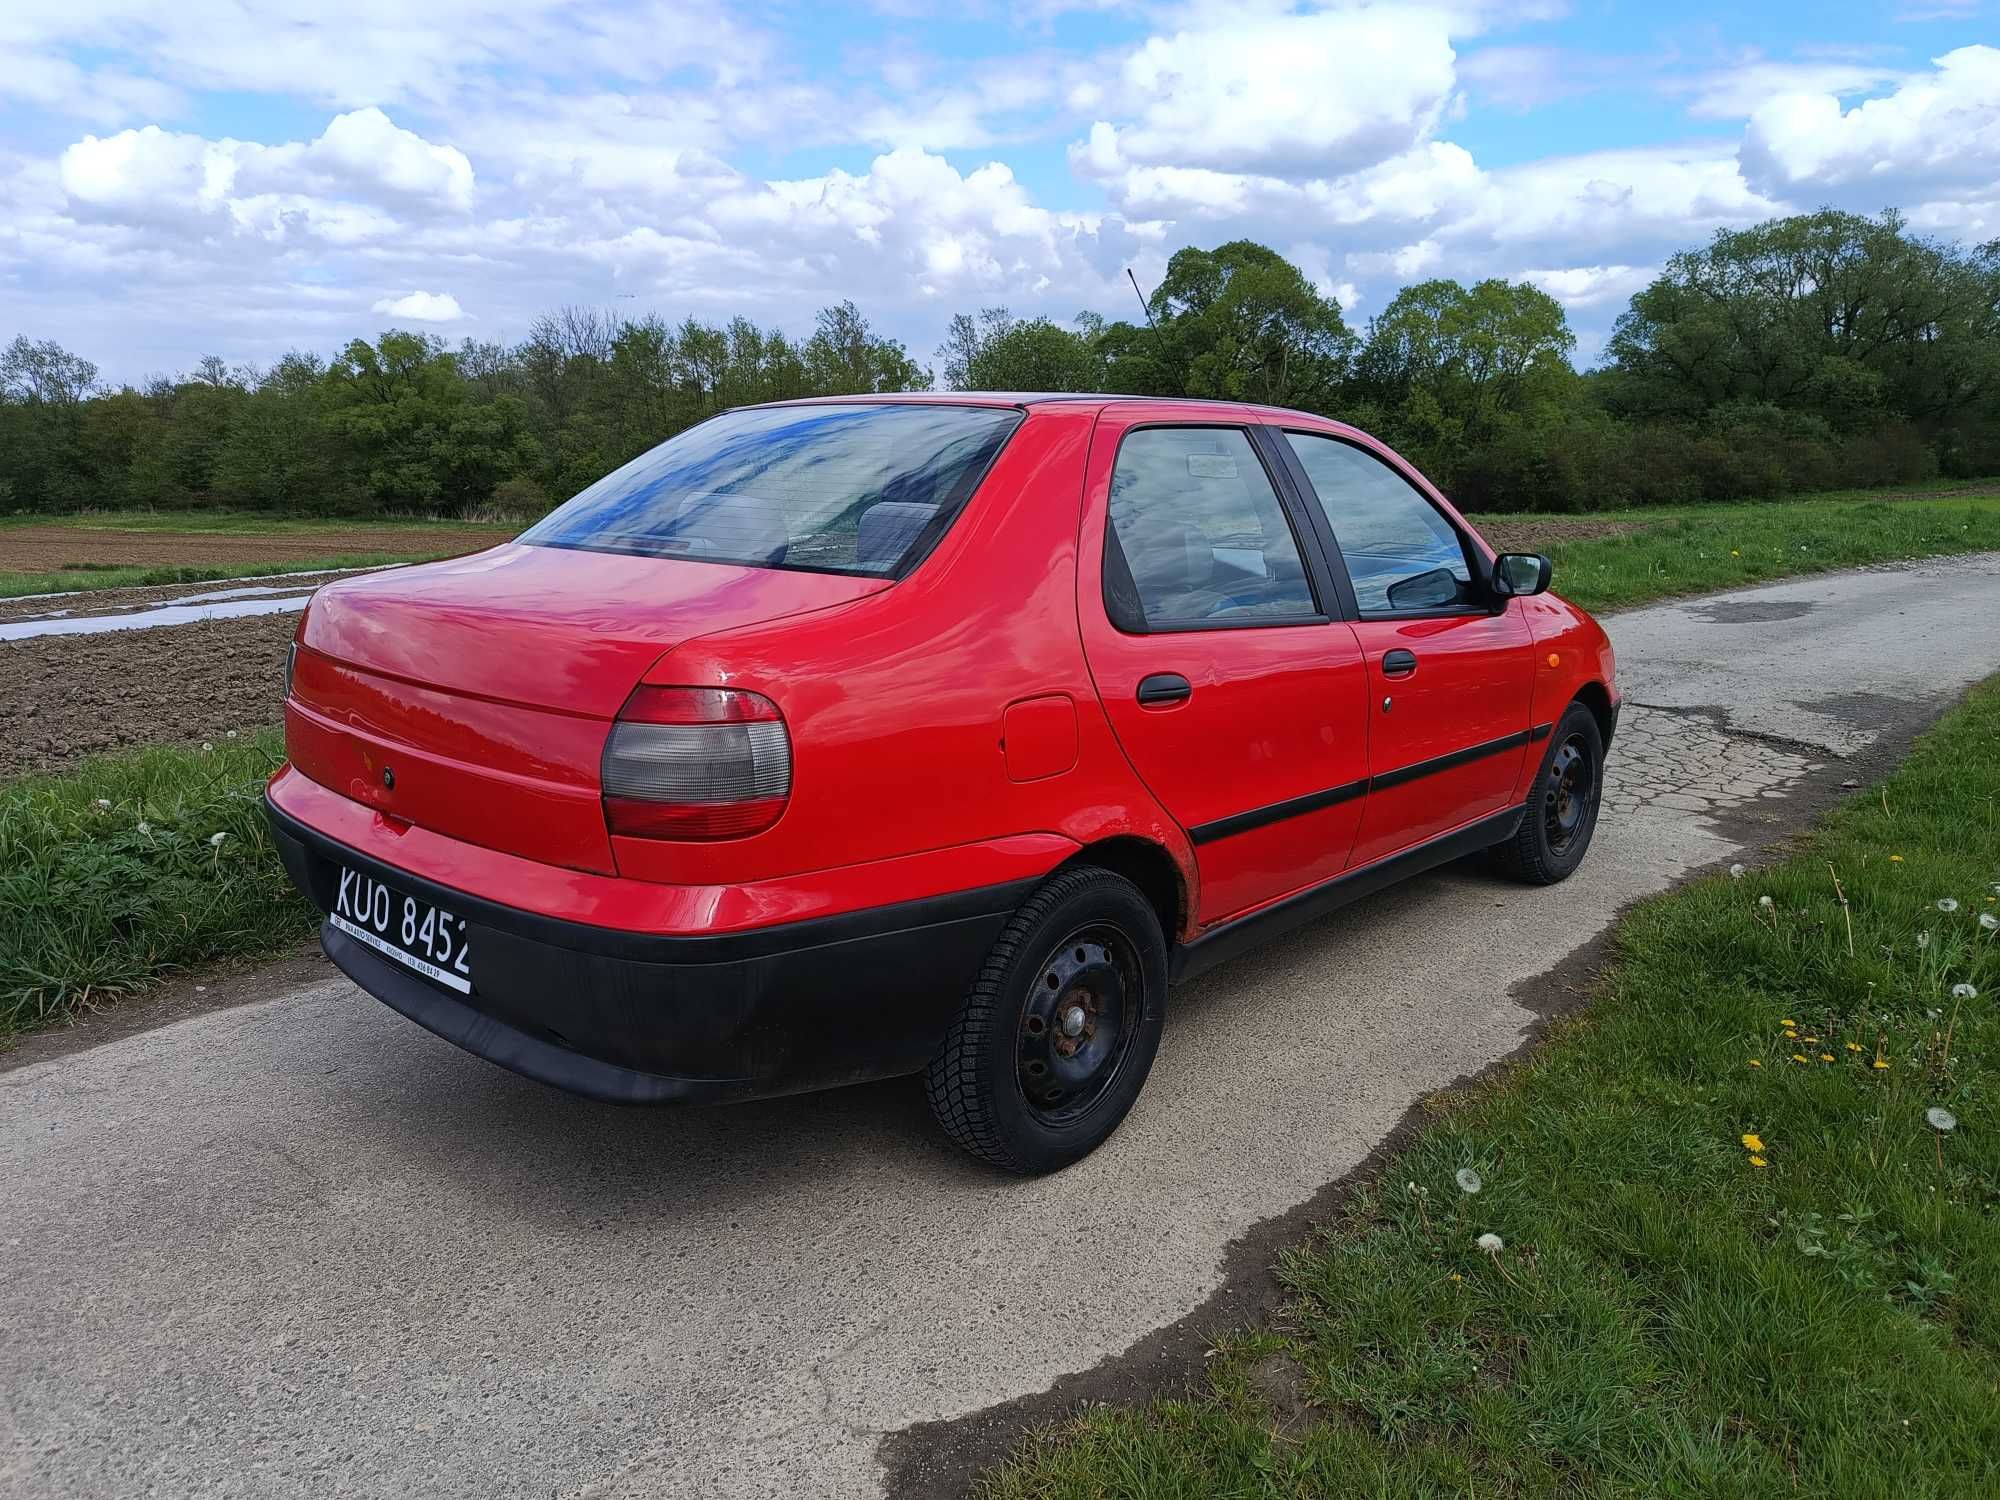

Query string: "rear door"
[[1273, 429, 1535, 868], [1076, 410, 1371, 927]]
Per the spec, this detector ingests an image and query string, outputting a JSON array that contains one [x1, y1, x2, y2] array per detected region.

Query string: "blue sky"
[[1, 0, 1995, 383]]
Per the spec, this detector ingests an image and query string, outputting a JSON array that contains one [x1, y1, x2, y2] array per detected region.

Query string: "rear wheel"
[[924, 866, 1168, 1174], [1491, 702, 1603, 884]]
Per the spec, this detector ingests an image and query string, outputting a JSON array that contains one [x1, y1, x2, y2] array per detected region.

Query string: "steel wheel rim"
[[1542, 734, 1596, 854], [1017, 923, 1143, 1126]]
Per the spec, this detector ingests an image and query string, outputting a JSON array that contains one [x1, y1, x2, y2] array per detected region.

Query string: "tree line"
[[3, 209, 1995, 517]]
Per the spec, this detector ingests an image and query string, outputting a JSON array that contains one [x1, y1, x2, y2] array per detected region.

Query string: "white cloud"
[[1517, 264, 1655, 309], [373, 290, 467, 322], [1075, 6, 1459, 180], [1681, 59, 1910, 121], [58, 110, 473, 236], [1740, 45, 2000, 198]]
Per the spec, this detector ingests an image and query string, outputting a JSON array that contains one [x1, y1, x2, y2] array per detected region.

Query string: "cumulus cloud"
[[1074, 6, 1459, 180], [1740, 45, 2000, 199], [373, 290, 467, 322], [59, 109, 473, 237]]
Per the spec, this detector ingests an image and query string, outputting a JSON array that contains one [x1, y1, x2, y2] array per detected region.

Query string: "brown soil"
[[0, 521, 509, 574], [2, 612, 293, 778]]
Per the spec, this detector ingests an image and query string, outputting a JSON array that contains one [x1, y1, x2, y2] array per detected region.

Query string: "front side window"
[[1284, 433, 1476, 613], [1103, 427, 1318, 630], [522, 403, 1021, 577]]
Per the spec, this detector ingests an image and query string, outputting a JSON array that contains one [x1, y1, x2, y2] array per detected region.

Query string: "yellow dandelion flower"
[[1448, 1273, 1462, 1283], [1748, 1059, 1762, 1068], [1820, 1053, 1835, 1063], [1846, 1042, 1863, 1052], [1730, 549, 1741, 557], [1792, 1053, 1809, 1063], [1749, 1155, 1767, 1168], [1741, 1133, 1765, 1152], [1872, 1059, 1890, 1070], [1781, 1019, 1796, 1027], [1889, 854, 1904, 863]]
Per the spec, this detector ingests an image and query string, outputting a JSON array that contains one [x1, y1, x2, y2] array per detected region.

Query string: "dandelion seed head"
[[1476, 1233, 1504, 1253], [1730, 864, 1745, 879], [1926, 1107, 1958, 1133], [93, 798, 110, 809], [1917, 931, 1931, 950], [208, 831, 228, 847], [1758, 895, 1774, 909], [1952, 983, 1977, 1000], [200, 741, 213, 752], [136, 821, 150, 834], [1980, 913, 1998, 932], [1938, 897, 1960, 913], [1455, 1168, 1482, 1195]]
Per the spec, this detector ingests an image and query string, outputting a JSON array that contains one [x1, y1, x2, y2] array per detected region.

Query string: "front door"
[[1077, 412, 1371, 926], [1275, 429, 1535, 868]]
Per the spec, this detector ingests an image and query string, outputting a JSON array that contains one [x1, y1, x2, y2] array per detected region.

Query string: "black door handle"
[[1381, 649, 1418, 678], [1136, 673, 1192, 706]]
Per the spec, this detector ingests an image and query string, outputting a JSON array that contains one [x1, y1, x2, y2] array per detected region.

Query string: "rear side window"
[[1103, 427, 1318, 631], [522, 403, 1021, 577], [1283, 433, 1475, 613]]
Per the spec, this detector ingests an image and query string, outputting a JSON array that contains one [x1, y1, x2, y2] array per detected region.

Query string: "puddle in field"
[[0, 594, 312, 641]]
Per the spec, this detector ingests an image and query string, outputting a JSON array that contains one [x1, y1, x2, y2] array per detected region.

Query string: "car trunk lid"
[[287, 543, 885, 874]]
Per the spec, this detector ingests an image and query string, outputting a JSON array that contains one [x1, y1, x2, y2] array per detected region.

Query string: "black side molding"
[[1189, 779, 1366, 846], [1367, 728, 1532, 794], [1172, 803, 1526, 983]]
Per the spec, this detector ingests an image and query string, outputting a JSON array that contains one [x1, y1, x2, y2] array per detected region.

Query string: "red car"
[[268, 395, 1616, 1173]]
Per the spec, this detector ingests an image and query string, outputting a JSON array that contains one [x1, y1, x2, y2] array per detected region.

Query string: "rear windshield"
[[520, 402, 1022, 577]]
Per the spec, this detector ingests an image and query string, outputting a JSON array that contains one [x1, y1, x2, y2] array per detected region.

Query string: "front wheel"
[[1491, 703, 1604, 884], [924, 866, 1169, 1174]]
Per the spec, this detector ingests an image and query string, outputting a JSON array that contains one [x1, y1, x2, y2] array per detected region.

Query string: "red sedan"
[[268, 395, 1616, 1173]]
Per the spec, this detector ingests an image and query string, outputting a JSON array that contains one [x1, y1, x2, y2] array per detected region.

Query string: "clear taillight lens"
[[601, 686, 791, 840]]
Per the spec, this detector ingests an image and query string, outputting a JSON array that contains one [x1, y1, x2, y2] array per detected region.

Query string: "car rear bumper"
[[266, 797, 1034, 1105]]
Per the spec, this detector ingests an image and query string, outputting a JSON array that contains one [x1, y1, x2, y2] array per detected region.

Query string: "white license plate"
[[329, 865, 474, 995]]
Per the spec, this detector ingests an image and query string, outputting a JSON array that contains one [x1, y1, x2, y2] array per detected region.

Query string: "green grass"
[[0, 551, 463, 600], [980, 681, 2000, 1499], [1474, 491, 2000, 613], [0, 733, 314, 1038]]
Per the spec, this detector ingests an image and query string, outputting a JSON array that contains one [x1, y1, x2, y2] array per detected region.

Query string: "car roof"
[[746, 391, 1338, 424]]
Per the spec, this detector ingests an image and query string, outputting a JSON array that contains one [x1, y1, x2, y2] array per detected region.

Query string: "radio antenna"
[[1126, 268, 1157, 330]]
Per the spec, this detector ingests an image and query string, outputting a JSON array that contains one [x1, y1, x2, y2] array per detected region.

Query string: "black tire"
[[924, 866, 1169, 1175], [1491, 702, 1604, 884]]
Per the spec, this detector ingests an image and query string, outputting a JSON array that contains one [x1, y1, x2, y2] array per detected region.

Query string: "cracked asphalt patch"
[[3, 552, 1998, 1500]]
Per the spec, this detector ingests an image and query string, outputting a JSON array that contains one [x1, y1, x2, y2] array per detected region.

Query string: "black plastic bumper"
[[266, 798, 1033, 1105]]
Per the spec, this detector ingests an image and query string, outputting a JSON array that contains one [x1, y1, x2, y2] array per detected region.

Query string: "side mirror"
[[1491, 552, 1552, 598]]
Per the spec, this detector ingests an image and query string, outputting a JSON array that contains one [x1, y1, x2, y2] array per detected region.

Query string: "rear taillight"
[[601, 687, 791, 841]]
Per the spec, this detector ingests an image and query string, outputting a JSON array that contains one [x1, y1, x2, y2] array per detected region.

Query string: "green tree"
[[936, 308, 1104, 391], [803, 301, 932, 394], [321, 330, 531, 514], [1103, 241, 1356, 410], [1606, 210, 2000, 428], [1356, 277, 1580, 476]]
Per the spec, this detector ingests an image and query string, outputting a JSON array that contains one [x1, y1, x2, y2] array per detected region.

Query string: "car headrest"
[[856, 501, 939, 570], [666, 492, 790, 564]]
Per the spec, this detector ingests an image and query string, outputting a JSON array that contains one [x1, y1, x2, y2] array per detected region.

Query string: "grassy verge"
[[981, 681, 2000, 1497], [0, 552, 453, 600], [1476, 491, 2000, 613], [0, 733, 313, 1039]]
